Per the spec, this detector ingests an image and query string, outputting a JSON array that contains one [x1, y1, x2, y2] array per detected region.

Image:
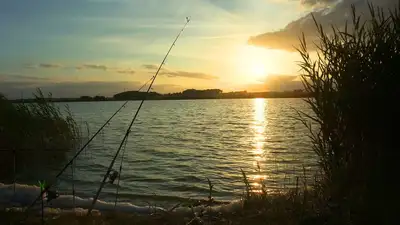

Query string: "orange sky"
[[1, 0, 394, 98]]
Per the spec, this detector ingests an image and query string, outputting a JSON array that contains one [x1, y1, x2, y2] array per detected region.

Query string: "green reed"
[[0, 89, 81, 181]]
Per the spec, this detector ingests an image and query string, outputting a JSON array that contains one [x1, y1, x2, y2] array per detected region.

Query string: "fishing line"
[[71, 148, 76, 208], [87, 17, 191, 215], [114, 136, 129, 208], [20, 75, 157, 221], [113, 75, 158, 207]]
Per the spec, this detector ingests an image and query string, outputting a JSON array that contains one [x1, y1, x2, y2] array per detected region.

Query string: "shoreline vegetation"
[[0, 89, 81, 181], [1, 1, 399, 224], [8, 89, 311, 103]]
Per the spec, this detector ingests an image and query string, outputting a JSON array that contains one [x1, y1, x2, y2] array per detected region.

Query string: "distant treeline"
[[113, 89, 311, 100], [10, 89, 311, 103]]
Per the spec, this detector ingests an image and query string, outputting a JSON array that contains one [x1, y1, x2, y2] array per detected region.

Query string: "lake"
[[14, 98, 318, 207]]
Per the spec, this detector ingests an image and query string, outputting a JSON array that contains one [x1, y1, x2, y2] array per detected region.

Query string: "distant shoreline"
[[10, 96, 310, 104], [9, 89, 311, 103]]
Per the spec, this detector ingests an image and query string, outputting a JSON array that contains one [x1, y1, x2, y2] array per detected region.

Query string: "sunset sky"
[[0, 0, 395, 98]]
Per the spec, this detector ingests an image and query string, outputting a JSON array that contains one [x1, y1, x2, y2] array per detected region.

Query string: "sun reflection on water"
[[250, 98, 267, 191]]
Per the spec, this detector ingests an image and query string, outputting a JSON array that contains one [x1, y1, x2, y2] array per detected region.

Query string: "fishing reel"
[[108, 170, 119, 184], [45, 189, 60, 203]]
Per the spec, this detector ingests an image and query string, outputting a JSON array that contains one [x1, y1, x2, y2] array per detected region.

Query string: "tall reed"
[[0, 89, 80, 181], [297, 2, 399, 224]]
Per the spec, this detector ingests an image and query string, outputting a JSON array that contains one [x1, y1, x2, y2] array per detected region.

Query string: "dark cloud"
[[244, 74, 303, 92], [0, 81, 184, 99], [142, 64, 218, 80], [249, 0, 397, 51], [0, 73, 50, 81], [24, 63, 109, 71], [262, 74, 302, 91]]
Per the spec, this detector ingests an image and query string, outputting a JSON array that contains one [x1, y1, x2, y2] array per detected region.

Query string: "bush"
[[0, 89, 80, 181], [297, 2, 399, 224]]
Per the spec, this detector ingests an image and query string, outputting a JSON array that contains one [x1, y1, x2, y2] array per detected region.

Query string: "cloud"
[[24, 63, 109, 71], [23, 63, 63, 69], [116, 69, 135, 75], [76, 64, 108, 70], [20, 62, 215, 79], [301, 0, 339, 7], [259, 74, 298, 82], [23, 64, 38, 69], [249, 0, 397, 51], [0, 81, 184, 99], [0, 73, 50, 81], [37, 63, 63, 68], [244, 74, 303, 91], [161, 71, 218, 80], [0, 73, 51, 98], [24, 62, 135, 74], [142, 64, 169, 74], [267, 0, 338, 7], [25, 62, 137, 74], [142, 64, 218, 80], [142, 64, 159, 70]]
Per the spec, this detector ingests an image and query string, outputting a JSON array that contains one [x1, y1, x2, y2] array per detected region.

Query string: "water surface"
[[16, 98, 318, 207]]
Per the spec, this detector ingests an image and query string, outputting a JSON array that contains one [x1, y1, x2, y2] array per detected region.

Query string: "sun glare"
[[250, 63, 267, 78], [234, 45, 274, 81]]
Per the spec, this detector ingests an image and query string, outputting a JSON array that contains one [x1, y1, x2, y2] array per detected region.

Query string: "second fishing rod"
[[87, 17, 191, 215]]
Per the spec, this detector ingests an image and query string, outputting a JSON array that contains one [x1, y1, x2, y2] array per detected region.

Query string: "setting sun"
[[250, 62, 267, 78], [233, 45, 276, 81]]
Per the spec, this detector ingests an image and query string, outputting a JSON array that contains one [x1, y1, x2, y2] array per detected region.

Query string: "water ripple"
[[35, 99, 318, 205]]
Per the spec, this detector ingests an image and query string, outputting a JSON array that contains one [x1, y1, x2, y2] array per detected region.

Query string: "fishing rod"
[[20, 75, 156, 220], [114, 135, 129, 207], [87, 16, 191, 215]]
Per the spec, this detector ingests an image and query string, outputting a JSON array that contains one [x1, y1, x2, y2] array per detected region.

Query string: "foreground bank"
[[1, 181, 319, 225]]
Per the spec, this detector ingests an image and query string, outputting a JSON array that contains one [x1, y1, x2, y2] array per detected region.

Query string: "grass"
[[0, 89, 80, 181]]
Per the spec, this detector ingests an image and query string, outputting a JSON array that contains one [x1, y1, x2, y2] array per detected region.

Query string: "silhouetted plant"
[[0, 89, 80, 181], [297, 2, 399, 224]]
